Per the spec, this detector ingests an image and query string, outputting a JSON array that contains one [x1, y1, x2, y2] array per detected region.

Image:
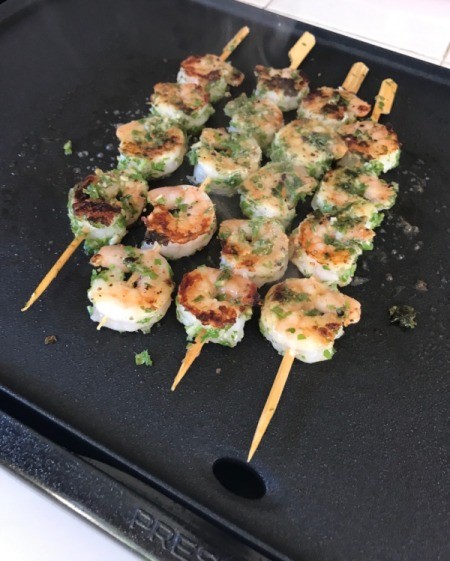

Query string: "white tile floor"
[[238, 0, 450, 66]]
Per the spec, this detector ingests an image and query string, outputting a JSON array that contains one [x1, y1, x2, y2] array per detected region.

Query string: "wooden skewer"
[[341, 61, 369, 94], [21, 235, 85, 311], [220, 26, 250, 61], [198, 177, 211, 192], [22, 26, 248, 314], [247, 350, 295, 462], [288, 31, 316, 70], [171, 330, 206, 391], [96, 316, 109, 331], [371, 78, 398, 123]]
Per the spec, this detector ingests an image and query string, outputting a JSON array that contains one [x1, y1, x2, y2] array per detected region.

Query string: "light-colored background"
[[243, 0, 450, 67], [1, 1, 449, 560]]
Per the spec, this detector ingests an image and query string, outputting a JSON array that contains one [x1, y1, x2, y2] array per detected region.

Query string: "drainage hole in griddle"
[[212, 457, 266, 499]]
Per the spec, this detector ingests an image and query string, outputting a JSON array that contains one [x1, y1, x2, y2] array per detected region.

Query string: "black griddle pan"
[[1, 0, 449, 559]]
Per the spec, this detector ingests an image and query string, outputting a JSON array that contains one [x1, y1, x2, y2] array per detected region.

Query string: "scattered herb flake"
[[44, 335, 57, 345], [389, 305, 417, 329], [135, 350, 153, 366], [63, 140, 72, 155], [271, 305, 291, 319]]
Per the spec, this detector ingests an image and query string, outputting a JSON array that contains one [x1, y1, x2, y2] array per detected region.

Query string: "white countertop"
[[1, 1, 448, 560]]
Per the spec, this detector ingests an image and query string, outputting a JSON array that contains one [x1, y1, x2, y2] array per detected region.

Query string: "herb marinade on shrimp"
[[21, 27, 250, 310], [22, 28, 404, 468], [142, 184, 217, 259], [247, 78, 401, 461]]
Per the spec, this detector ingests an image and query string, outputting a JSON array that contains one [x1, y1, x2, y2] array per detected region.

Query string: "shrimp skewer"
[[289, 211, 375, 287], [297, 62, 371, 127], [238, 162, 317, 228], [218, 218, 289, 287], [223, 33, 316, 153], [88, 245, 174, 333], [248, 278, 361, 461], [338, 79, 400, 174], [149, 82, 214, 134], [177, 27, 249, 102], [21, 169, 148, 311], [116, 116, 187, 180], [188, 127, 262, 196], [142, 180, 216, 259], [247, 79, 398, 461], [224, 94, 284, 155], [269, 63, 369, 180], [253, 31, 315, 111], [312, 167, 398, 223], [22, 29, 250, 312], [172, 267, 258, 390]]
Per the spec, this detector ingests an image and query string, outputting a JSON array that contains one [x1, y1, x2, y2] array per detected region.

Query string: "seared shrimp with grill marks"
[[188, 127, 262, 196], [338, 120, 401, 174], [218, 218, 289, 287], [224, 94, 284, 154], [116, 116, 187, 180], [176, 266, 258, 347], [290, 212, 375, 286], [238, 161, 317, 228], [270, 119, 347, 179], [68, 169, 148, 255], [141, 185, 216, 259], [254, 65, 310, 112], [260, 277, 361, 363], [150, 82, 214, 134], [177, 54, 244, 102], [298, 87, 371, 127], [88, 245, 174, 333]]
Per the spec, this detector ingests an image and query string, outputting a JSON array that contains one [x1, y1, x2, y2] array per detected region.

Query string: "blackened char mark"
[[72, 177, 121, 226]]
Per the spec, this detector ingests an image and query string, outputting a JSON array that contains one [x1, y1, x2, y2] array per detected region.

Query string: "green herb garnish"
[[135, 350, 153, 366], [63, 140, 72, 155], [389, 305, 417, 329]]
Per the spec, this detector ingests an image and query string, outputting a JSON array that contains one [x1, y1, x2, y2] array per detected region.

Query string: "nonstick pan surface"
[[1, 1, 449, 559]]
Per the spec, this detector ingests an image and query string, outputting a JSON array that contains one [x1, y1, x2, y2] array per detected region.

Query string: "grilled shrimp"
[[188, 128, 262, 196], [150, 82, 214, 133], [88, 245, 174, 333], [68, 169, 148, 255], [218, 218, 289, 287], [290, 212, 375, 286], [270, 119, 348, 179], [338, 120, 401, 174], [254, 65, 310, 111], [298, 87, 371, 126], [238, 161, 317, 228], [312, 168, 397, 228], [176, 266, 258, 346], [260, 277, 361, 363], [141, 185, 216, 259], [116, 116, 187, 180], [224, 94, 284, 154], [177, 54, 244, 102]]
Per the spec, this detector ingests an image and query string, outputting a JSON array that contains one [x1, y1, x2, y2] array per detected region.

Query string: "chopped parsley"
[[271, 305, 291, 319], [63, 140, 72, 155], [304, 308, 322, 317], [135, 350, 153, 366], [389, 305, 417, 329]]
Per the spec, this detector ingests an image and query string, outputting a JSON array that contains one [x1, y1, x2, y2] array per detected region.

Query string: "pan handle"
[[0, 410, 270, 561]]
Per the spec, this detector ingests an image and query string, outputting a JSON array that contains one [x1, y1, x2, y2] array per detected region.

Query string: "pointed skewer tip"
[[247, 350, 296, 461]]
